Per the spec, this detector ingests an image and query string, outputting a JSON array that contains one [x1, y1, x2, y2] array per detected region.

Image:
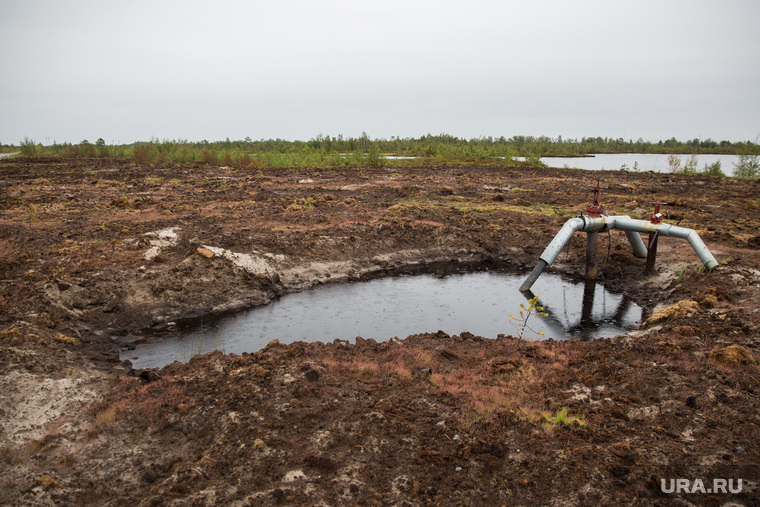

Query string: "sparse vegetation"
[[92, 400, 127, 431], [701, 160, 724, 176], [682, 153, 699, 175], [676, 262, 688, 282], [20, 136, 37, 156], [509, 294, 548, 340], [541, 407, 586, 430], [734, 152, 760, 179], [667, 153, 682, 173], [25, 203, 40, 231]]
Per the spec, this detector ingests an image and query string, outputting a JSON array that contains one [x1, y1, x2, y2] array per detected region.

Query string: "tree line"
[[5, 133, 758, 168]]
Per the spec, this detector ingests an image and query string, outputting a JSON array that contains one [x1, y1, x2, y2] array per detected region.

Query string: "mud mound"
[[709, 344, 757, 367], [644, 300, 700, 326]]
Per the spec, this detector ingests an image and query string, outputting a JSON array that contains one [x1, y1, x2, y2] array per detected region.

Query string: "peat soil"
[[1, 157, 760, 506]]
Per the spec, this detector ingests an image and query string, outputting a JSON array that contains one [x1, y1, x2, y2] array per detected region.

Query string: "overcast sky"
[[2, 0, 759, 145]]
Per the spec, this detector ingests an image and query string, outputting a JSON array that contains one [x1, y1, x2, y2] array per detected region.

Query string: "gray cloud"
[[2, 0, 758, 144]]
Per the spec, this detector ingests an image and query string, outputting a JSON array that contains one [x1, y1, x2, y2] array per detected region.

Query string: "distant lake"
[[536, 153, 742, 176]]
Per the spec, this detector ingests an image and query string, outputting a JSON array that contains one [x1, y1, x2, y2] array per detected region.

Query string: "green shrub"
[[667, 153, 682, 173], [681, 154, 698, 175], [20, 136, 36, 156], [733, 153, 759, 179], [366, 143, 384, 167], [701, 160, 724, 177]]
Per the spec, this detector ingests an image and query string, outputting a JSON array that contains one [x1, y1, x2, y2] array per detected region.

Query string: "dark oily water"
[[123, 268, 642, 369]]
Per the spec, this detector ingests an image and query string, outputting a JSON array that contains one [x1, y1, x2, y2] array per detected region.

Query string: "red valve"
[[585, 181, 608, 218], [649, 201, 667, 224]]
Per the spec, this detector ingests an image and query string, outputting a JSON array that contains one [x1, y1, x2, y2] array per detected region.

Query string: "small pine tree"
[[509, 294, 549, 340]]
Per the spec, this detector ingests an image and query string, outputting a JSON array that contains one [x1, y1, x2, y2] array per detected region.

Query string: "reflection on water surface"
[[123, 267, 642, 369]]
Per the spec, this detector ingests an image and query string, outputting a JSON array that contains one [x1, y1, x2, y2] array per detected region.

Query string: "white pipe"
[[624, 230, 648, 258], [519, 217, 586, 291], [537, 217, 587, 266], [594, 216, 718, 270], [520, 215, 718, 291]]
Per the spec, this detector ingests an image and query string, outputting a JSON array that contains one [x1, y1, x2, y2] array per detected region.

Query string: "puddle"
[[123, 265, 643, 369]]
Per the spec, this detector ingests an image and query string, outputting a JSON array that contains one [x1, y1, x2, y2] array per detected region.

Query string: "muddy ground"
[[1, 157, 759, 506]]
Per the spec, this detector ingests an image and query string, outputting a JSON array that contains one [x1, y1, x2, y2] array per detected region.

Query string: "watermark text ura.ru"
[[661, 478, 742, 494]]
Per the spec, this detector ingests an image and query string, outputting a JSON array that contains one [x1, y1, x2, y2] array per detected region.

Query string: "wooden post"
[[646, 231, 659, 275], [586, 231, 598, 280]]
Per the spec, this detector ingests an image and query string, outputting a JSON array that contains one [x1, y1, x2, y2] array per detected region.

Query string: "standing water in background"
[[123, 267, 643, 369], [537, 153, 741, 175]]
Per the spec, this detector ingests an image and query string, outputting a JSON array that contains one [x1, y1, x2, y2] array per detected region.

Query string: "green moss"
[[389, 198, 572, 218]]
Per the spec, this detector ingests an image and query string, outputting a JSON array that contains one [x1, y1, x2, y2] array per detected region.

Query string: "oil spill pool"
[[123, 268, 643, 369]]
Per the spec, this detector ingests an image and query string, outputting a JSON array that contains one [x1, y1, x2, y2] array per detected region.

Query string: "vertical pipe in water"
[[586, 231, 599, 280], [580, 280, 597, 336]]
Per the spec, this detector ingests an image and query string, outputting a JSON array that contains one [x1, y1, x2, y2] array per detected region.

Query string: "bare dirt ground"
[[1, 157, 759, 506]]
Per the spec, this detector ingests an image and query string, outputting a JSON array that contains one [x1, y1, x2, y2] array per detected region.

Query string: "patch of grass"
[[54, 334, 81, 347], [427, 355, 544, 423], [385, 363, 413, 383], [322, 340, 582, 429], [541, 407, 586, 430], [143, 175, 164, 186], [0, 327, 44, 346], [323, 359, 381, 379], [0, 445, 26, 465], [25, 203, 40, 231], [92, 399, 128, 431], [286, 196, 316, 213], [709, 345, 757, 368], [676, 262, 688, 282], [389, 198, 572, 219]]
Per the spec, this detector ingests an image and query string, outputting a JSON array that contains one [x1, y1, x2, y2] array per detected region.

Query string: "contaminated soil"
[[1, 156, 759, 506]]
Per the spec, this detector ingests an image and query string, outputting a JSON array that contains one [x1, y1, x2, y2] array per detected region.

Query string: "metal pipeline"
[[519, 217, 586, 291], [623, 229, 649, 258], [519, 215, 718, 291]]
